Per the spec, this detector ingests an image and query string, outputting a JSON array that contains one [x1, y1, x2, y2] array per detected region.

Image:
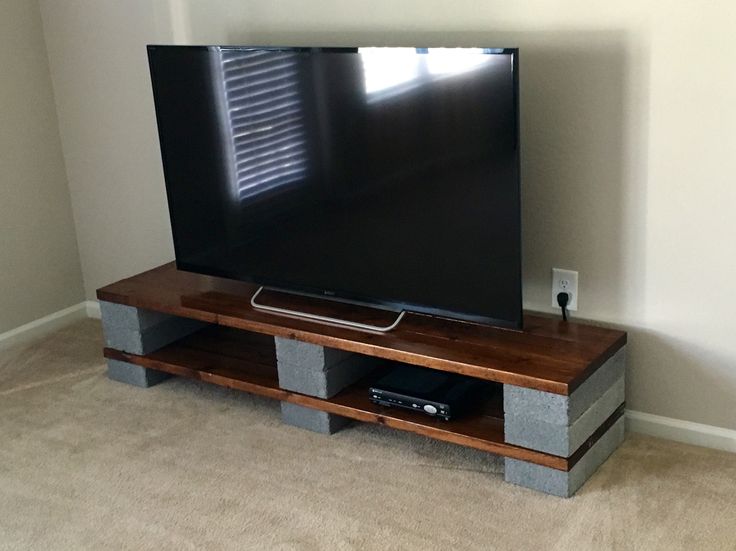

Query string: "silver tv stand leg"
[[250, 286, 406, 332]]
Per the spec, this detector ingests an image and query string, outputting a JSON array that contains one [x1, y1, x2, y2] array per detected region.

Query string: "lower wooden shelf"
[[104, 325, 570, 471]]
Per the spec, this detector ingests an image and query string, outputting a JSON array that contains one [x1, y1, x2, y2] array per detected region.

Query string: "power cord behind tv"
[[556, 292, 570, 322]]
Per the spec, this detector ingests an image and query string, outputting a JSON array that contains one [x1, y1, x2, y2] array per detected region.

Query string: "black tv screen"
[[148, 46, 522, 328]]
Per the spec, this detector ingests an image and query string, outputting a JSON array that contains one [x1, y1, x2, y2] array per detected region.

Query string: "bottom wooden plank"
[[103, 326, 575, 471]]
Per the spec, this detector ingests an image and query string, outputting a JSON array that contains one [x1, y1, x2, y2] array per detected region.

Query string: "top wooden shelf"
[[97, 262, 626, 395]]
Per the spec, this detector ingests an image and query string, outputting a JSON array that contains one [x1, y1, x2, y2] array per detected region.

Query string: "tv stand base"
[[97, 264, 628, 498]]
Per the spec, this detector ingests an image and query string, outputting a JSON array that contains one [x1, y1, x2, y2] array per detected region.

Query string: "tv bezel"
[[148, 45, 523, 330]]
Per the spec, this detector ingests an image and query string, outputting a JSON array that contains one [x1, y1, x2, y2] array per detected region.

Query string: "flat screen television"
[[147, 46, 522, 329]]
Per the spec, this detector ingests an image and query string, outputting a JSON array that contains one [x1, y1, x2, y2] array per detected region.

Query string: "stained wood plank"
[[97, 262, 626, 394]]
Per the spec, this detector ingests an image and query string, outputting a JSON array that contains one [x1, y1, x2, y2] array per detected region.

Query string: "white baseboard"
[[85, 300, 101, 319], [0, 302, 89, 351], [626, 410, 736, 453]]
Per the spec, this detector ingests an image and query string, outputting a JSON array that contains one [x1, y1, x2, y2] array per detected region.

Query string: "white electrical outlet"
[[552, 268, 578, 311]]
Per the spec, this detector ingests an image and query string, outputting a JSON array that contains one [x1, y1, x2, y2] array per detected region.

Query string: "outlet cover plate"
[[552, 268, 578, 311]]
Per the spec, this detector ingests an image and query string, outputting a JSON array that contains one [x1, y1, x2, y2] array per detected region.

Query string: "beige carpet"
[[1, 320, 735, 550]]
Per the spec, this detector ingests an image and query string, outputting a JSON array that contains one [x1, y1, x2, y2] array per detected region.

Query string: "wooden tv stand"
[[97, 263, 627, 497]]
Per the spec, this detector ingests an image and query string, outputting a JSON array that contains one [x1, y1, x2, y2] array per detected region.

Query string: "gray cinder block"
[[504, 416, 625, 497], [275, 337, 377, 399], [274, 337, 353, 371], [106, 359, 170, 388], [281, 402, 350, 434], [504, 346, 626, 425], [505, 376, 625, 456], [278, 354, 377, 399], [276, 339, 372, 434], [101, 301, 206, 355], [100, 301, 174, 332], [102, 316, 205, 355]]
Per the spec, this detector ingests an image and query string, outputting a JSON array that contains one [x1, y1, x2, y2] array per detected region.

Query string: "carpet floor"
[[1, 319, 735, 550]]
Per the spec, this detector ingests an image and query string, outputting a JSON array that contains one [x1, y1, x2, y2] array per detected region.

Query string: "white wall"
[[39, 1, 177, 300], [40, 0, 736, 431], [0, 0, 84, 334]]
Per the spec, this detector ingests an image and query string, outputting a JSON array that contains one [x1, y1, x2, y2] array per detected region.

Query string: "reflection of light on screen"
[[426, 48, 487, 75], [218, 49, 308, 201], [360, 47, 497, 101], [361, 48, 420, 94]]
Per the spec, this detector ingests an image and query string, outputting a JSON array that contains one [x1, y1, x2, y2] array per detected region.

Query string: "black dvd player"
[[369, 364, 489, 421]]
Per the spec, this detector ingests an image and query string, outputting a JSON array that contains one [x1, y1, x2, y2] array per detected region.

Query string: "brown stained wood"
[[97, 262, 626, 395], [104, 327, 281, 397], [288, 390, 568, 470], [103, 326, 570, 471]]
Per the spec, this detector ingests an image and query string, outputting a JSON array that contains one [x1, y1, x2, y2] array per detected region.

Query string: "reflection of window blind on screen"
[[219, 50, 308, 200]]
